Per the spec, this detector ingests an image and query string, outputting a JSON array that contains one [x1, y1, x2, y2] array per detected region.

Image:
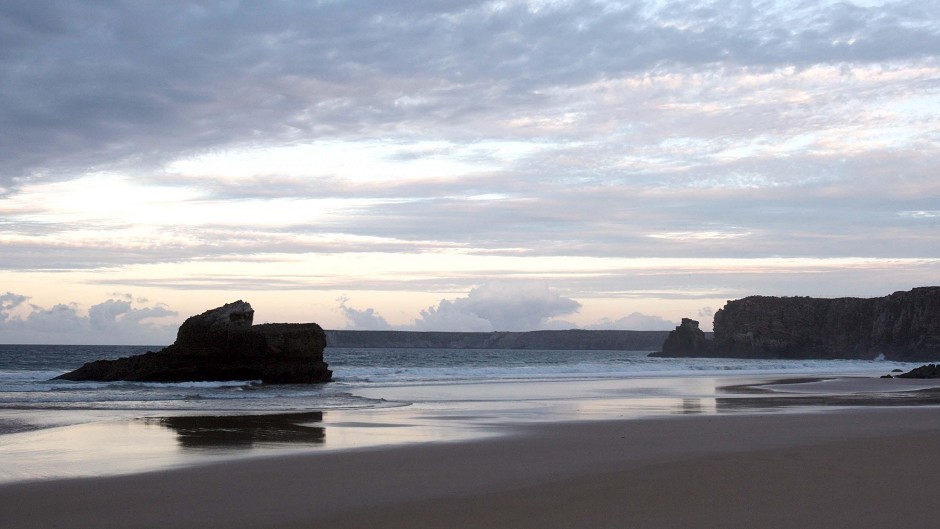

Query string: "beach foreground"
[[3, 406, 940, 529]]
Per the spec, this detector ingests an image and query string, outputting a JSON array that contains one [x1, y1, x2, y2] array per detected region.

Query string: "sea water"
[[0, 344, 918, 417], [0, 344, 916, 428], [0, 344, 921, 482]]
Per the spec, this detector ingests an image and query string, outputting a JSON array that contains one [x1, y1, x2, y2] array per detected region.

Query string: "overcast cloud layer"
[[1, 1, 938, 339]]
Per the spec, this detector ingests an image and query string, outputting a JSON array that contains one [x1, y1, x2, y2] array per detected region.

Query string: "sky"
[[1, 0, 938, 344]]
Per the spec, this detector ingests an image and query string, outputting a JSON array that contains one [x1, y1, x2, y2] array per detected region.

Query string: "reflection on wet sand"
[[678, 398, 704, 414], [718, 378, 831, 395], [146, 412, 326, 449], [717, 383, 940, 411]]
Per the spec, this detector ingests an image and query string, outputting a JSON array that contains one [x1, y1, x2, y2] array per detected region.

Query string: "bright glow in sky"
[[1, 0, 938, 343]]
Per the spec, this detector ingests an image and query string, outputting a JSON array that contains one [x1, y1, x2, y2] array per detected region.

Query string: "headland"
[[654, 286, 940, 360]]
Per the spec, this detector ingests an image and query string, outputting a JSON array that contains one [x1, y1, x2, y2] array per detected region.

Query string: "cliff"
[[56, 301, 332, 383], [325, 329, 671, 350], [654, 287, 940, 360]]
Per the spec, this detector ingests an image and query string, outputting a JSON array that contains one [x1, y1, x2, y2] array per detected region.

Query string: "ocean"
[[0, 343, 916, 420], [0, 344, 921, 482]]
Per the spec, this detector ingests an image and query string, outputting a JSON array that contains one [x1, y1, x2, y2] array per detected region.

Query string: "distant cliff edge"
[[651, 287, 940, 361], [325, 329, 671, 351]]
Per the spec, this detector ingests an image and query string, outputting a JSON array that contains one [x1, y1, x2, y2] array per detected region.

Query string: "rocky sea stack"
[[657, 318, 713, 357], [56, 301, 332, 383], [652, 287, 940, 361]]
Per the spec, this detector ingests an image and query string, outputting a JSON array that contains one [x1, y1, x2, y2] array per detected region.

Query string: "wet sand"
[[3, 405, 940, 529]]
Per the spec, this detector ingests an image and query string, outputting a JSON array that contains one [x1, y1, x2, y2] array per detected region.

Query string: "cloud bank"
[[585, 313, 677, 331], [413, 282, 582, 331], [338, 282, 674, 332], [337, 296, 391, 331], [2, 285, 667, 341], [0, 293, 177, 345], [1, 1, 937, 269], [3, 0, 938, 193]]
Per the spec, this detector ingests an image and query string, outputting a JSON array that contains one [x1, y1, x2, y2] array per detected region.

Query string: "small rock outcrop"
[[649, 318, 713, 357], [653, 287, 940, 361], [896, 364, 940, 379], [55, 301, 332, 383]]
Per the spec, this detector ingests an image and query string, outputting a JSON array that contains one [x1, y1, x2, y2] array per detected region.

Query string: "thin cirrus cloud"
[[0, 1, 938, 335]]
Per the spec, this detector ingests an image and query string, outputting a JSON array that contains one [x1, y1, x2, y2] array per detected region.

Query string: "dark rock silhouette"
[[897, 364, 940, 379], [55, 301, 332, 383], [649, 318, 713, 357], [653, 287, 940, 360]]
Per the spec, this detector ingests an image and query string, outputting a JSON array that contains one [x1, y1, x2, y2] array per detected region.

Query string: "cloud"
[[0, 292, 28, 319], [413, 298, 496, 332], [2, 0, 938, 191], [414, 282, 582, 331], [698, 306, 715, 319], [87, 299, 176, 330], [0, 0, 938, 317], [586, 313, 677, 331], [0, 294, 178, 345], [333, 282, 583, 332], [333, 285, 686, 332], [337, 296, 391, 330]]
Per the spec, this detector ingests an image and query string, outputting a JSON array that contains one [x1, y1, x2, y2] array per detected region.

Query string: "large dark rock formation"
[[896, 364, 940, 379], [650, 318, 713, 357], [653, 287, 940, 361], [56, 301, 332, 383]]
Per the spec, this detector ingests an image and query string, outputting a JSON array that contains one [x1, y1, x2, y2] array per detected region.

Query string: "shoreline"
[[3, 405, 940, 528], [4, 373, 940, 483]]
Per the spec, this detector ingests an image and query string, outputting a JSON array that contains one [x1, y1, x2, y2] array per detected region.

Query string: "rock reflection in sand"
[[678, 398, 705, 414], [717, 389, 940, 411], [716, 379, 940, 411], [147, 411, 325, 449]]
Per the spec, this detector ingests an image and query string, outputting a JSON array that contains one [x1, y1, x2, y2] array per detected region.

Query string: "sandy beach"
[[3, 403, 940, 529]]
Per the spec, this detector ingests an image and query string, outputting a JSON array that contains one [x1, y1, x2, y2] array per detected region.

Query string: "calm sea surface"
[[0, 344, 923, 482], [0, 343, 915, 419]]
